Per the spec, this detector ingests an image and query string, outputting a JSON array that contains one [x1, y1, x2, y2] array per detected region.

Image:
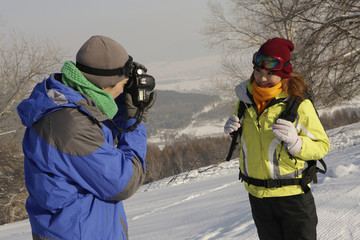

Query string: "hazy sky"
[[1, 0, 218, 65]]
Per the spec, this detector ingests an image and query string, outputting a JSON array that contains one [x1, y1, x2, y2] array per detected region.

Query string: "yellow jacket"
[[234, 80, 330, 198]]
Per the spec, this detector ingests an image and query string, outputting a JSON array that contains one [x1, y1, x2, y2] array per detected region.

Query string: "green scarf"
[[61, 61, 118, 119]]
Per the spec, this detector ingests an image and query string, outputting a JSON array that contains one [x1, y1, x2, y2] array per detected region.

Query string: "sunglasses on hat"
[[252, 52, 290, 71]]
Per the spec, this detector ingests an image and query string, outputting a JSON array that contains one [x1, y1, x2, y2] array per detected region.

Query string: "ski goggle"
[[252, 52, 289, 71]]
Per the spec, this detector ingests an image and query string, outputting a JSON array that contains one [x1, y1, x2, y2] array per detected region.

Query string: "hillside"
[[146, 90, 233, 138], [1, 122, 360, 239], [1, 54, 360, 235]]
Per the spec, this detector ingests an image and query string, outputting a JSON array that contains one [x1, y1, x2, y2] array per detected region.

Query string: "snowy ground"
[[1, 122, 360, 239]]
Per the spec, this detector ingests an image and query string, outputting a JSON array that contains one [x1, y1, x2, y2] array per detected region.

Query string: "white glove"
[[224, 115, 241, 134], [272, 119, 302, 155]]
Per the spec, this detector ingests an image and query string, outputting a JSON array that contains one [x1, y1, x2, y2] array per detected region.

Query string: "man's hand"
[[124, 92, 156, 122]]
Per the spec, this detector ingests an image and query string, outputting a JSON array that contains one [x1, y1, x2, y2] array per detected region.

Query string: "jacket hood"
[[17, 74, 85, 127], [235, 80, 252, 104]]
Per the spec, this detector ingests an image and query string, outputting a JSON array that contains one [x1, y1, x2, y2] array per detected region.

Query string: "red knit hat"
[[257, 37, 294, 78]]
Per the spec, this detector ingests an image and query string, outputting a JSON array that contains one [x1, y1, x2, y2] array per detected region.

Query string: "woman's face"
[[253, 67, 282, 88]]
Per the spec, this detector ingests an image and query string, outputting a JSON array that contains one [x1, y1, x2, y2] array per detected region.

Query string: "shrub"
[[0, 138, 28, 225], [144, 135, 234, 184]]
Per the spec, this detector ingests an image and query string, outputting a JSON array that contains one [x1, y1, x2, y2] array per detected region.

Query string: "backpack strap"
[[226, 101, 246, 161], [279, 97, 327, 169], [312, 159, 327, 183], [238, 95, 327, 192], [278, 97, 302, 123], [317, 159, 327, 174], [239, 170, 311, 190]]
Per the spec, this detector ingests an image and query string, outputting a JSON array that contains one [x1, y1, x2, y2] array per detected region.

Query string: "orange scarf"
[[252, 81, 283, 114]]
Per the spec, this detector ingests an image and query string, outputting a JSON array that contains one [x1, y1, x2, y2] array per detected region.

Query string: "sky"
[[0, 0, 218, 65]]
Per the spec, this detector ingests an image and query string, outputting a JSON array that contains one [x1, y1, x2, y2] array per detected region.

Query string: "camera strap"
[[110, 118, 142, 134], [110, 106, 146, 133]]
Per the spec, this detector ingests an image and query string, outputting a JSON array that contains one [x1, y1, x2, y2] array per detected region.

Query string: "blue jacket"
[[17, 73, 147, 240]]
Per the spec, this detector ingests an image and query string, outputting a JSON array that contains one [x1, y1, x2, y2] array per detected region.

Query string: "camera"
[[125, 62, 155, 106]]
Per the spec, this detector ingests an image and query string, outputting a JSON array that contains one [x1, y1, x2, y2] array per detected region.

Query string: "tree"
[[0, 30, 66, 224], [0, 31, 66, 133], [203, 0, 360, 108]]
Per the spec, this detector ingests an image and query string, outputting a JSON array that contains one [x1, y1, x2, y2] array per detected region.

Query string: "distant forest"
[[146, 90, 233, 136]]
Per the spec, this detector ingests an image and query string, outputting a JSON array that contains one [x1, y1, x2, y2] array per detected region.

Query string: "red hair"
[[282, 72, 309, 100]]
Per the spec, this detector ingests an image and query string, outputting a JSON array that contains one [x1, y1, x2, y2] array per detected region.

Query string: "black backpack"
[[226, 96, 327, 192]]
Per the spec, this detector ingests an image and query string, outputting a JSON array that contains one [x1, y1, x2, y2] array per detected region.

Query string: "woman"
[[224, 38, 330, 240]]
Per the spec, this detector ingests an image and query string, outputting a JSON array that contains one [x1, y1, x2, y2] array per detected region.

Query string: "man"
[[17, 35, 156, 239]]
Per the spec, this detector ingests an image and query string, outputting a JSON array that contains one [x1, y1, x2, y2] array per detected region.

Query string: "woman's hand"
[[224, 115, 241, 134], [272, 119, 302, 155]]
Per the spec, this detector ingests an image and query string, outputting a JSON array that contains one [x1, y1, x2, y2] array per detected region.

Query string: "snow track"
[[125, 124, 360, 240], [130, 181, 238, 221], [313, 146, 360, 240], [1, 123, 360, 239]]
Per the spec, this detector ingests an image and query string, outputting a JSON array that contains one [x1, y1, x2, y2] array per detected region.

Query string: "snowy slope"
[[1, 123, 360, 240]]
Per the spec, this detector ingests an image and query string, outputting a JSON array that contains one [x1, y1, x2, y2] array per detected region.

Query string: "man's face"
[[102, 78, 129, 99]]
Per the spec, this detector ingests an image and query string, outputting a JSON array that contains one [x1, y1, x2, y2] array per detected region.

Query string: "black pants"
[[249, 191, 318, 240]]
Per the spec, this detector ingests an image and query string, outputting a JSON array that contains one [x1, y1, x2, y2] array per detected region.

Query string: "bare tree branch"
[[0, 31, 67, 131], [203, 0, 360, 108]]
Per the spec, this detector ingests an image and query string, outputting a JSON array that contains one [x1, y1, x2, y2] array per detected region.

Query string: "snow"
[[2, 54, 360, 239], [148, 100, 226, 147], [168, 101, 226, 138], [1, 122, 360, 239]]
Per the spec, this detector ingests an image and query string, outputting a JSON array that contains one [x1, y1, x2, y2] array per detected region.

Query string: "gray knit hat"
[[76, 35, 130, 88]]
